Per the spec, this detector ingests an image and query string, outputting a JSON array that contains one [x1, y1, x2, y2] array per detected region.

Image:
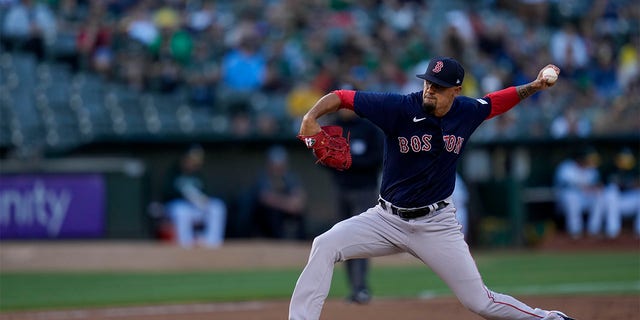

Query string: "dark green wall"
[[3, 135, 637, 243]]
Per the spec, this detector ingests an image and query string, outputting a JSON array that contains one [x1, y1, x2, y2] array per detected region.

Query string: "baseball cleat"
[[546, 310, 575, 320], [347, 289, 371, 305]]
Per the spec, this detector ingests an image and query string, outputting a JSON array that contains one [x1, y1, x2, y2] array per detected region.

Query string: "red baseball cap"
[[416, 57, 465, 87]]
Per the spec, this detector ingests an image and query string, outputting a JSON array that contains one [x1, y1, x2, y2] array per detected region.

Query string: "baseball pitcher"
[[292, 57, 574, 320]]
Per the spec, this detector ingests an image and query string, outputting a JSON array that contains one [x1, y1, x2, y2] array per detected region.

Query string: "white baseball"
[[542, 68, 558, 84]]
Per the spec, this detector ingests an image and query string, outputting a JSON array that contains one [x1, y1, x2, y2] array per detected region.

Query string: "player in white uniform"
[[554, 148, 605, 238]]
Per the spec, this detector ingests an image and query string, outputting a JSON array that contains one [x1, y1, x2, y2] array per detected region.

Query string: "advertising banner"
[[0, 174, 105, 239]]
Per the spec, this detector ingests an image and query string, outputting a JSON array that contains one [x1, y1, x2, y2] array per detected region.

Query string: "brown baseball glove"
[[297, 125, 352, 171]]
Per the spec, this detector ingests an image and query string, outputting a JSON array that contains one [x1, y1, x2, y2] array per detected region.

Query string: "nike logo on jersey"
[[413, 117, 427, 122]]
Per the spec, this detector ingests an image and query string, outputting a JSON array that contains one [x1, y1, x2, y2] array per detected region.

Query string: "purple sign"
[[0, 174, 105, 239]]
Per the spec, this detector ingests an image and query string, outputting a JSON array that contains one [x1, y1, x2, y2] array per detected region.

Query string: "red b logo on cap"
[[432, 61, 444, 73]]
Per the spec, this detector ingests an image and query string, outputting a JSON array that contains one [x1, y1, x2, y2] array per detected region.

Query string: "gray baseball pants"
[[289, 201, 551, 320]]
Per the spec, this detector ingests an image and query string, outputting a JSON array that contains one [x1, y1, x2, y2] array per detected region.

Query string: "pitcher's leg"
[[289, 209, 402, 320], [410, 210, 549, 319], [346, 189, 375, 300], [454, 279, 549, 319]]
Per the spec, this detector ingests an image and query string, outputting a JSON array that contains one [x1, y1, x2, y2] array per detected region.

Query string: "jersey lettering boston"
[[397, 134, 463, 154]]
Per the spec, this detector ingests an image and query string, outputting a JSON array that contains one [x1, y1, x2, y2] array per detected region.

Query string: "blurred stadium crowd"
[[0, 0, 638, 157]]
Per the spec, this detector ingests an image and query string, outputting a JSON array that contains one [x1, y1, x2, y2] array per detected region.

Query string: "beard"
[[422, 100, 436, 115]]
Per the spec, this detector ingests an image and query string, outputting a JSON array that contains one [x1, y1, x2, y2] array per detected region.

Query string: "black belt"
[[379, 199, 449, 220]]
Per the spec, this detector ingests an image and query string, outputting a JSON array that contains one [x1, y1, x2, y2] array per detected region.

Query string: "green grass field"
[[1, 251, 638, 311]]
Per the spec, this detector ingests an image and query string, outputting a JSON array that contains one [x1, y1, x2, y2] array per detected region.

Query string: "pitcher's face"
[[422, 80, 461, 117]]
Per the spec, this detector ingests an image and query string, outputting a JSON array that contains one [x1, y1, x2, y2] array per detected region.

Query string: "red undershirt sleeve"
[[485, 86, 521, 119], [332, 89, 356, 110]]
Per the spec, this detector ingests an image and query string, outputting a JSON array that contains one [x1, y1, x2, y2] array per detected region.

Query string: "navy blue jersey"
[[353, 91, 491, 207]]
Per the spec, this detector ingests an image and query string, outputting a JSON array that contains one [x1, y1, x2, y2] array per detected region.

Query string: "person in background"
[[331, 108, 384, 304], [163, 144, 227, 248], [553, 147, 605, 239], [1, 0, 57, 61], [185, 42, 219, 108], [601, 147, 640, 238], [219, 30, 266, 112], [254, 145, 307, 240]]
